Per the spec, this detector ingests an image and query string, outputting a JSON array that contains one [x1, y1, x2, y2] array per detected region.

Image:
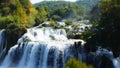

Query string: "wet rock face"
[[112, 48, 120, 58], [47, 47, 56, 68], [86, 52, 95, 65], [84, 47, 115, 68], [100, 55, 114, 68], [74, 41, 82, 59], [86, 53, 114, 68]]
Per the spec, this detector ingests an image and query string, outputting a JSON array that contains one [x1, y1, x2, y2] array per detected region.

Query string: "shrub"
[[65, 58, 93, 68], [50, 19, 57, 28], [0, 16, 14, 29], [67, 30, 81, 39], [65, 20, 73, 25], [6, 23, 27, 50]]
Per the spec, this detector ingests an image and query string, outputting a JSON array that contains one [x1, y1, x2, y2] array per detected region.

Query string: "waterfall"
[[0, 27, 120, 68], [0, 27, 85, 68]]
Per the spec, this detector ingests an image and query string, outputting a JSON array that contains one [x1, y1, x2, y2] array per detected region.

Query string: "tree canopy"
[[81, 0, 120, 57], [0, 0, 37, 28]]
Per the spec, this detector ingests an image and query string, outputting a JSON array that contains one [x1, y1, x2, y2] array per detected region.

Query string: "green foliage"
[[19, 0, 38, 26], [0, 0, 37, 28], [34, 1, 85, 21], [6, 23, 27, 50], [13, 1, 27, 24], [34, 7, 47, 26], [65, 58, 93, 68], [50, 19, 57, 28], [34, 1, 77, 11], [65, 20, 73, 25], [0, 0, 37, 52], [6, 23, 27, 37], [81, 0, 120, 54], [67, 30, 82, 39], [90, 4, 100, 22], [0, 16, 14, 29], [0, 15, 27, 29], [51, 15, 61, 21], [97, 0, 120, 53], [76, 0, 100, 11]]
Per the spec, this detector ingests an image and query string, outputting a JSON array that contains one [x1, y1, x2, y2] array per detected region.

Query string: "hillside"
[[76, 0, 101, 11], [33, 0, 101, 23], [34, 1, 85, 23], [34, 1, 78, 11]]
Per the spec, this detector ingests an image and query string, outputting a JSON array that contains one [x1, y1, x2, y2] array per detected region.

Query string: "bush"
[[6, 23, 27, 50], [0, 16, 14, 29], [65, 58, 93, 68], [51, 15, 62, 21], [67, 30, 81, 39], [50, 19, 57, 28], [65, 20, 73, 25]]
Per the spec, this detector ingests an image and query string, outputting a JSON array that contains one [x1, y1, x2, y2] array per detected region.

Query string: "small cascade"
[[113, 58, 120, 68], [0, 29, 7, 60], [17, 27, 68, 43]]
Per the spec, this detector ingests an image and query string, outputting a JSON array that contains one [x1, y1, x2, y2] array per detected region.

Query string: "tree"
[[97, 0, 120, 56], [34, 7, 48, 26], [82, 0, 120, 57]]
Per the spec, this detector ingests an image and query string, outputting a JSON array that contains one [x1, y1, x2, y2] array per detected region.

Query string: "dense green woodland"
[[0, 0, 120, 67], [34, 1, 85, 26], [76, 0, 101, 11], [81, 0, 120, 57], [34, 0, 100, 25]]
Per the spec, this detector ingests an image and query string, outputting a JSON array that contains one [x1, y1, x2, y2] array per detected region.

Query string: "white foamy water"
[[0, 27, 120, 68], [17, 27, 68, 43], [0, 27, 85, 68], [0, 29, 6, 58]]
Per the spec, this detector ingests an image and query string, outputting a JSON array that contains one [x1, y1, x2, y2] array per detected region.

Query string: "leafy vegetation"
[[0, 0, 37, 28], [67, 30, 81, 39], [81, 0, 120, 57], [34, 1, 78, 11], [34, 7, 48, 26], [33, 0, 101, 26], [76, 0, 101, 11], [34, 1, 85, 23], [5, 23, 27, 54], [49, 19, 57, 28], [65, 20, 73, 26], [65, 58, 93, 68], [0, 0, 37, 54]]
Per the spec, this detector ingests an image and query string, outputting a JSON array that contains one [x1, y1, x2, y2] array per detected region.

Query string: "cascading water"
[[0, 27, 120, 68], [0, 27, 85, 68], [0, 29, 7, 60]]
